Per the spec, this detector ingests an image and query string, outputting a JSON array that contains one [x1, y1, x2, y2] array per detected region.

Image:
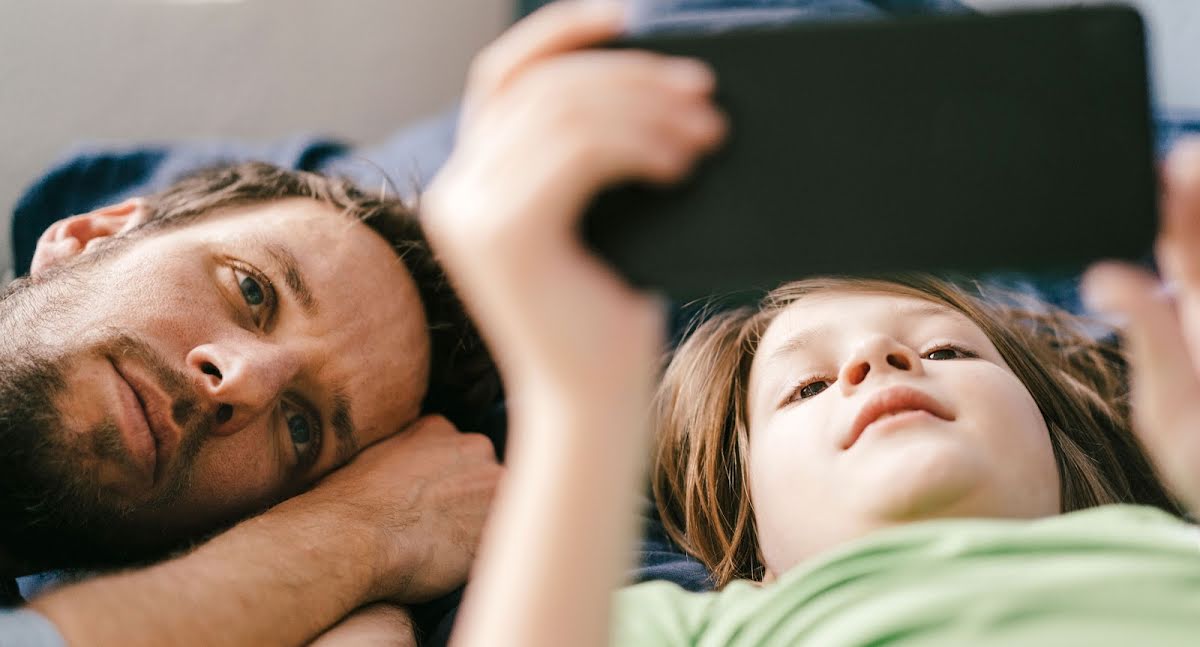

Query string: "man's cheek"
[[175, 442, 282, 519]]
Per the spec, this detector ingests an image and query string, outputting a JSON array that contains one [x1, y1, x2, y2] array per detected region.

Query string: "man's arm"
[[28, 416, 500, 647], [31, 498, 375, 647]]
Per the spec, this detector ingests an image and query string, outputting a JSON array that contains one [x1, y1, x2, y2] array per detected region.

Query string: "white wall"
[[0, 0, 510, 273], [2, 0, 1193, 274]]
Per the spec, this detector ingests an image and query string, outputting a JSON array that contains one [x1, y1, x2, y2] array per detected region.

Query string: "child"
[[422, 1, 1200, 645], [631, 275, 1194, 645]]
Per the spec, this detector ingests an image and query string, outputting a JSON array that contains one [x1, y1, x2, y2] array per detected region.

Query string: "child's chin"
[[855, 434, 989, 522]]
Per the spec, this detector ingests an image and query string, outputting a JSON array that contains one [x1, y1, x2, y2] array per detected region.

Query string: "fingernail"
[[667, 58, 715, 91]]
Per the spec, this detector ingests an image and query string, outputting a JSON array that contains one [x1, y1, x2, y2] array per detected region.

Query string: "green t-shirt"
[[614, 505, 1200, 646]]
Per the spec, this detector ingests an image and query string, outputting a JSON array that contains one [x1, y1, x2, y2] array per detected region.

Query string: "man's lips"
[[843, 385, 955, 450], [111, 361, 156, 481], [112, 359, 181, 485]]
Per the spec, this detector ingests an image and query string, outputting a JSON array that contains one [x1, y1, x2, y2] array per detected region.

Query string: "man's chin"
[[0, 457, 197, 573]]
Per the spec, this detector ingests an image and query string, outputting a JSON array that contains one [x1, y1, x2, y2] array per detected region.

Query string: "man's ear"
[[30, 198, 150, 275]]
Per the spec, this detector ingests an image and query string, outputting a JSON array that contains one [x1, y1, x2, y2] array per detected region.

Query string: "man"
[[1, 162, 503, 645]]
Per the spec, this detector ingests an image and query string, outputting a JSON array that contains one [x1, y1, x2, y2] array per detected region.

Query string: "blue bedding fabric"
[[10, 0, 1200, 645]]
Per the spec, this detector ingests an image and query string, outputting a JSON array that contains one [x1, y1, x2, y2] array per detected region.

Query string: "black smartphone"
[[582, 6, 1157, 302]]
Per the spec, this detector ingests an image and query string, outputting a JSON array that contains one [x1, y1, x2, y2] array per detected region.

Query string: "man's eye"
[[286, 409, 320, 464], [240, 275, 265, 306], [231, 266, 276, 327]]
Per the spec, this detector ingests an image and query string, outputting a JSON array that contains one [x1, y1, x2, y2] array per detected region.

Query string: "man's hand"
[[301, 415, 502, 603], [1082, 139, 1200, 514], [30, 416, 497, 647]]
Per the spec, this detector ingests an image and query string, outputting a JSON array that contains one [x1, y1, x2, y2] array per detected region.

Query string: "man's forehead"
[[208, 198, 351, 230], [178, 200, 380, 255]]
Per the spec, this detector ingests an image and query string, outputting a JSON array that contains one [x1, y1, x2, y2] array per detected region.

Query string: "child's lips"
[[844, 385, 955, 450]]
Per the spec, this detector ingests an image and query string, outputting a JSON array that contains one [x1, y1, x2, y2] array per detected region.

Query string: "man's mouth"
[[111, 358, 180, 486], [843, 385, 955, 450]]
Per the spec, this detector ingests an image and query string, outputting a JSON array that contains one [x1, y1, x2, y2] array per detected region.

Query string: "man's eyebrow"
[[330, 390, 359, 466], [768, 301, 960, 361], [263, 242, 318, 316]]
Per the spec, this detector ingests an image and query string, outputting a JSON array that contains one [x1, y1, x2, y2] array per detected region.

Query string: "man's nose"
[[837, 335, 923, 395], [186, 340, 303, 436]]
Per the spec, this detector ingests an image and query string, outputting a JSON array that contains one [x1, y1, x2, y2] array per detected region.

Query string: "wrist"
[[423, 161, 580, 262], [257, 493, 383, 605], [507, 390, 654, 464]]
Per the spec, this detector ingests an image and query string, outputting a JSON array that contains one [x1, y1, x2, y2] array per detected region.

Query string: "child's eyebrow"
[[767, 301, 964, 362]]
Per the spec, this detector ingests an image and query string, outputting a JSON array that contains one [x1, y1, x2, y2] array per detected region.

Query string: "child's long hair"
[[653, 275, 1181, 587]]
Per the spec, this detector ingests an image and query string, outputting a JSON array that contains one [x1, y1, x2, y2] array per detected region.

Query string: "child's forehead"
[[758, 291, 975, 353]]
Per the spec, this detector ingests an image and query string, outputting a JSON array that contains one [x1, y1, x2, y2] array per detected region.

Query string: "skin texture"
[[8, 197, 503, 644], [422, 3, 1200, 647], [311, 603, 418, 647], [1084, 139, 1200, 516], [4, 198, 431, 555], [423, 3, 726, 647], [745, 293, 1060, 576], [29, 414, 500, 647]]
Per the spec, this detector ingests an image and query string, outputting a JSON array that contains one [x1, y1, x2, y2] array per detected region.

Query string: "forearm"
[[30, 498, 378, 647], [452, 396, 652, 647], [427, 3, 718, 644]]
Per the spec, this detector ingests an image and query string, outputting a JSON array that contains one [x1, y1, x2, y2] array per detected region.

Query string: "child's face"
[[745, 291, 1060, 576]]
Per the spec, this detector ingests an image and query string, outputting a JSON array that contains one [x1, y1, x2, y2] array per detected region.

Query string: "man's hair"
[[133, 161, 499, 429], [653, 274, 1181, 587]]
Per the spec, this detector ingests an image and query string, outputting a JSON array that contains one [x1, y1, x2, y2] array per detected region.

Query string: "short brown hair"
[[653, 275, 1180, 587], [134, 162, 499, 428]]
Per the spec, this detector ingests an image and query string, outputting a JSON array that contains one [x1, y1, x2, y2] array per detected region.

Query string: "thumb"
[[1081, 262, 1200, 429], [465, 0, 627, 109], [1082, 261, 1200, 503]]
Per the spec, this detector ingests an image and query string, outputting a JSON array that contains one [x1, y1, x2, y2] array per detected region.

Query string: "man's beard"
[[0, 262, 211, 573]]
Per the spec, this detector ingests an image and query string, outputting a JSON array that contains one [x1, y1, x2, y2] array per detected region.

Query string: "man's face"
[[0, 198, 430, 566]]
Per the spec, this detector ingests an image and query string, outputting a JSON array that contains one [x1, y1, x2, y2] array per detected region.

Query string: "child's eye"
[[799, 380, 831, 398], [784, 377, 834, 406], [923, 345, 976, 361]]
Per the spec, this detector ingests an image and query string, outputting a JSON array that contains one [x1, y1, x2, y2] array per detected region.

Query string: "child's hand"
[[423, 8, 726, 644], [1082, 140, 1200, 514], [445, 0, 725, 235], [423, 0, 726, 408]]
